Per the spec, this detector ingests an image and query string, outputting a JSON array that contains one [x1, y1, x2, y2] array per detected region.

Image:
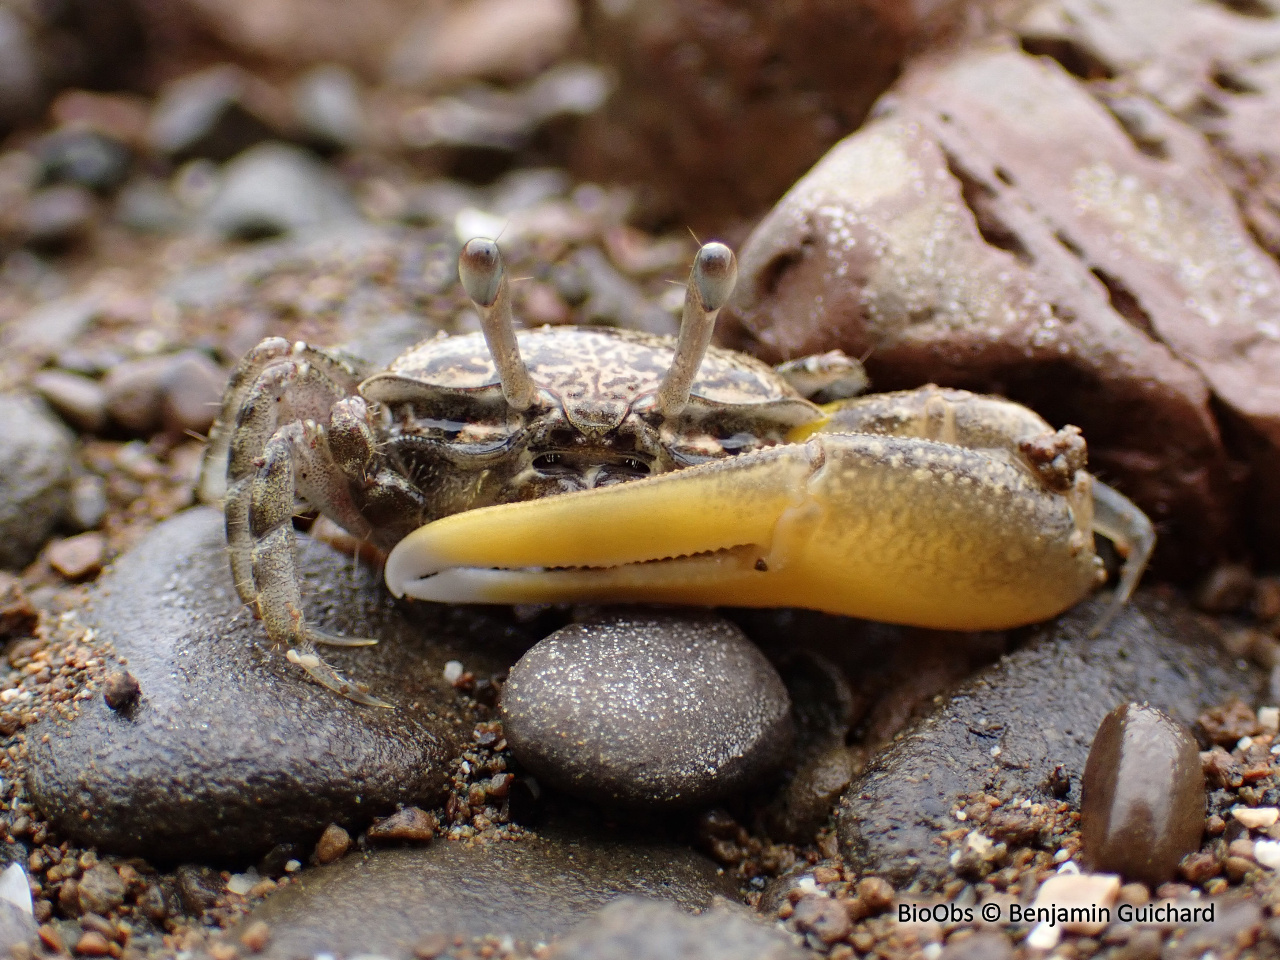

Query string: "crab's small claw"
[[386, 434, 1109, 632]]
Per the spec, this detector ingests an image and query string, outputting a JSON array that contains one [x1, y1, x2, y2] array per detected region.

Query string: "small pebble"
[[367, 807, 437, 843], [76, 864, 125, 915], [1232, 806, 1279, 830], [47, 532, 106, 581], [1259, 706, 1279, 733], [23, 185, 95, 248], [1255, 839, 1280, 870], [102, 670, 141, 710], [68, 476, 109, 532], [32, 370, 108, 433], [240, 919, 271, 952], [1080, 703, 1205, 886], [1033, 872, 1120, 935], [160, 350, 226, 435], [293, 65, 365, 151], [314, 824, 351, 864], [74, 930, 111, 956], [500, 611, 793, 807], [102, 356, 174, 434], [1194, 563, 1256, 613], [0, 395, 75, 569]]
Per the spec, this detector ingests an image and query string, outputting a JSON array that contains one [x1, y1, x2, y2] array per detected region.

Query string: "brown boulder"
[[571, 0, 998, 232], [726, 44, 1280, 571]]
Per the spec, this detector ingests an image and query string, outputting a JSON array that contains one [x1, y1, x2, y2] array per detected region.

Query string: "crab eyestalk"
[[459, 238, 538, 411], [655, 242, 738, 418]]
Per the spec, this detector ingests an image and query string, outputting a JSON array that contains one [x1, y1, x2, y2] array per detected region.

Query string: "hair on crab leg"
[[459, 238, 538, 411], [656, 243, 738, 418], [1088, 479, 1156, 637]]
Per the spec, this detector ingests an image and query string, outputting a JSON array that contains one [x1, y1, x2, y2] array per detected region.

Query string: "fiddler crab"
[[200, 239, 1155, 708]]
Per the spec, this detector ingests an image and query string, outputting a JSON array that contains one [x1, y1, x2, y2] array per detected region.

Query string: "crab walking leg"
[[249, 423, 390, 708], [200, 339, 367, 503], [1088, 480, 1156, 637], [387, 434, 1107, 631], [222, 356, 370, 608]]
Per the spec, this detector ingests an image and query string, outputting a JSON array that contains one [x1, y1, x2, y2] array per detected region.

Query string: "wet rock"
[[25, 507, 512, 862], [573, 0, 979, 230], [836, 593, 1262, 889], [551, 897, 804, 960], [768, 746, 859, 842], [148, 65, 280, 162], [21, 185, 95, 248], [34, 129, 131, 195], [203, 142, 359, 239], [32, 370, 108, 433], [1080, 704, 1205, 886], [292, 64, 364, 152], [1013, 0, 1280, 564], [501, 611, 793, 807], [388, 0, 578, 91], [0, 395, 74, 569], [228, 830, 735, 956], [726, 45, 1279, 574]]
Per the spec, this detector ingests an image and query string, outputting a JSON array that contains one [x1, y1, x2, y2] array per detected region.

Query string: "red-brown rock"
[[726, 44, 1280, 571]]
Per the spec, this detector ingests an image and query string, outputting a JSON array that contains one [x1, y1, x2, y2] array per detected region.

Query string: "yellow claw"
[[385, 433, 1108, 632]]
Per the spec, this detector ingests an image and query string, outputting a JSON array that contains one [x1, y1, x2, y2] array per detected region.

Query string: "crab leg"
[[386, 433, 1109, 631], [249, 423, 390, 708]]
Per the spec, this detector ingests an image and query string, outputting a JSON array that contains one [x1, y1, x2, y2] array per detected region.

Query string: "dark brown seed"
[[1081, 703, 1206, 886], [102, 671, 141, 710]]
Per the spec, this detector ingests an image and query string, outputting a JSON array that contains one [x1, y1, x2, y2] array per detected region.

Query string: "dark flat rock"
[[836, 592, 1262, 890], [26, 507, 520, 863], [230, 829, 737, 957]]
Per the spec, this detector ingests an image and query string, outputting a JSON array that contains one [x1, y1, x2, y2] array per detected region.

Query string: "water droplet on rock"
[[1080, 702, 1205, 886]]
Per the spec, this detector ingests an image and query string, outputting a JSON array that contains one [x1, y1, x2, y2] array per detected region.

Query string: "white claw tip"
[[459, 237, 503, 307], [692, 242, 738, 312]]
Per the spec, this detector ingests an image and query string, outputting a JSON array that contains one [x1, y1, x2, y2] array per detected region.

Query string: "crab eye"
[[622, 457, 647, 473]]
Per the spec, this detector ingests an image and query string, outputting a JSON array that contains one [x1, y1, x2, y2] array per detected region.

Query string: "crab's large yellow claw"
[[385, 435, 1107, 631]]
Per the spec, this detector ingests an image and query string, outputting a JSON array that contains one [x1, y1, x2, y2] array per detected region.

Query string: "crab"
[[200, 239, 1154, 707]]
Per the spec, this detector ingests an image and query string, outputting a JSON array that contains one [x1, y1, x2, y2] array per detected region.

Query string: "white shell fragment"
[[1254, 839, 1280, 870], [1029, 872, 1120, 935], [0, 863, 32, 915], [1231, 806, 1280, 830]]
